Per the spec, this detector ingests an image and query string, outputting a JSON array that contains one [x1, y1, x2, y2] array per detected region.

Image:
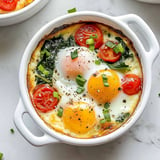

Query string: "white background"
[[0, 0, 160, 159]]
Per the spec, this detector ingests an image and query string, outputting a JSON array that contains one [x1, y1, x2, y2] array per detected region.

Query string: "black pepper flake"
[[78, 118, 81, 120], [83, 94, 86, 97], [123, 99, 126, 103], [118, 87, 122, 91], [86, 126, 88, 128], [93, 73, 97, 77]]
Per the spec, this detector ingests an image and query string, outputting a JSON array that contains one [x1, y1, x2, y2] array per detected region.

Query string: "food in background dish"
[[27, 22, 142, 138], [0, 0, 34, 14]]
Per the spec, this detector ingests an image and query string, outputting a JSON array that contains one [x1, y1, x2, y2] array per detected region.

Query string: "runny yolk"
[[61, 52, 91, 78], [62, 102, 96, 134], [87, 69, 121, 103]]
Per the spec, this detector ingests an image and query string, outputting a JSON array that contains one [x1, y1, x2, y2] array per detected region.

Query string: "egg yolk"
[[87, 69, 121, 103], [61, 51, 91, 78], [62, 102, 96, 134]]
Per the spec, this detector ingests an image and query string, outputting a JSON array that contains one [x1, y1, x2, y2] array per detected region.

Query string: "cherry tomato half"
[[98, 43, 121, 63], [0, 0, 19, 11], [32, 84, 59, 113], [74, 24, 103, 48], [122, 74, 142, 95]]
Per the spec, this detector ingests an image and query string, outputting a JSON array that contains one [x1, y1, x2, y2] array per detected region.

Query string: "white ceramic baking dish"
[[0, 0, 48, 26], [14, 11, 159, 146]]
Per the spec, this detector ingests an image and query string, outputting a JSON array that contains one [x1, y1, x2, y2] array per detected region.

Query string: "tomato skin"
[[74, 24, 103, 48], [32, 84, 59, 113], [0, 0, 19, 11], [98, 43, 121, 63], [122, 74, 142, 95]]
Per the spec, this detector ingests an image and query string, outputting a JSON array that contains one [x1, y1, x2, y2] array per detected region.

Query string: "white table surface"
[[0, 0, 160, 159]]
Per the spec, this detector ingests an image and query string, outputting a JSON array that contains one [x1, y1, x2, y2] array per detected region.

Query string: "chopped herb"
[[40, 49, 51, 59], [0, 153, 3, 160], [10, 128, 15, 134], [95, 59, 101, 65], [76, 75, 86, 86], [90, 34, 98, 39], [67, 7, 77, 13], [100, 119, 106, 124], [89, 45, 95, 51], [106, 41, 116, 48], [102, 74, 109, 87], [86, 37, 96, 51], [158, 93, 160, 97], [76, 86, 85, 94], [86, 38, 94, 45], [57, 107, 63, 117], [116, 112, 130, 123], [71, 49, 78, 59], [103, 109, 111, 122], [113, 43, 125, 54], [38, 64, 50, 76], [118, 87, 122, 91], [53, 91, 59, 99], [104, 102, 110, 109]]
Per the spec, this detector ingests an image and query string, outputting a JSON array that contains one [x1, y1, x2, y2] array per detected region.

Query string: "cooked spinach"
[[116, 112, 130, 123], [104, 37, 133, 72], [36, 35, 76, 85], [106, 60, 130, 72], [115, 37, 133, 59]]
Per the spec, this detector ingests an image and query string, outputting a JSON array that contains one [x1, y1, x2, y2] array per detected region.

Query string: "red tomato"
[[122, 74, 142, 95], [98, 43, 121, 62], [0, 0, 19, 11], [74, 24, 103, 48], [32, 84, 59, 113]]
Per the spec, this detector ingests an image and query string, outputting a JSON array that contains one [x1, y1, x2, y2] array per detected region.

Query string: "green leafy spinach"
[[36, 35, 76, 85]]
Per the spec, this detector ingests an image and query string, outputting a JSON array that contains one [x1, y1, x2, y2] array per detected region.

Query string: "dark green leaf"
[[116, 112, 130, 123]]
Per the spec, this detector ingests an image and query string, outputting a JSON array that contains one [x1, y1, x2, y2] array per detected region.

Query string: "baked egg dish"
[[27, 22, 143, 138], [0, 0, 34, 14]]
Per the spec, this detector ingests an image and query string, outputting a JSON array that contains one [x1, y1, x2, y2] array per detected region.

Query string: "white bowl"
[[14, 11, 159, 146], [0, 0, 48, 26]]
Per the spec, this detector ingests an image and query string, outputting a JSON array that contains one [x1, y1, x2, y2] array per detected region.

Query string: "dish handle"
[[14, 99, 59, 146], [117, 14, 159, 63]]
